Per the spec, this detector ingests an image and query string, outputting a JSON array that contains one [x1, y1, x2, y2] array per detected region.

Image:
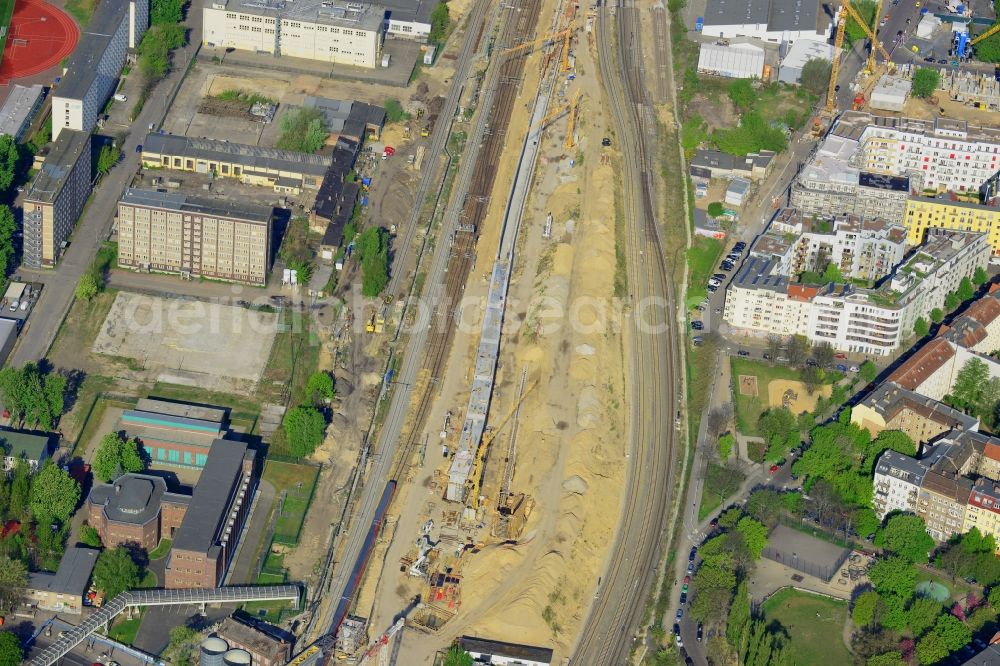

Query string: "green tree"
[[945, 291, 960, 310], [306, 371, 335, 404], [906, 597, 943, 638], [429, 3, 449, 43], [757, 407, 796, 453], [859, 360, 878, 383], [719, 433, 735, 459], [736, 516, 768, 559], [356, 226, 390, 298], [911, 68, 940, 98], [799, 58, 832, 97], [727, 79, 755, 112], [92, 433, 146, 482], [80, 525, 102, 548], [44, 373, 66, 424], [277, 107, 329, 154], [933, 613, 971, 651], [916, 632, 949, 666], [864, 430, 916, 473], [443, 646, 473, 666], [852, 590, 879, 627], [0, 631, 22, 666], [868, 556, 917, 600], [953, 357, 989, 410], [914, 317, 930, 338], [8, 460, 29, 518], [282, 406, 326, 458], [930, 308, 944, 323], [822, 262, 843, 283], [0, 136, 18, 193], [75, 272, 99, 300], [878, 593, 909, 630], [96, 144, 121, 175], [707, 201, 725, 217], [151, 0, 184, 24], [967, 605, 998, 632], [0, 205, 15, 274], [726, 580, 751, 648], [29, 462, 80, 524], [93, 546, 141, 599], [875, 514, 934, 563], [867, 652, 905, 666], [0, 364, 65, 430], [957, 276, 976, 302], [0, 555, 26, 613], [974, 266, 989, 286], [854, 507, 881, 538]]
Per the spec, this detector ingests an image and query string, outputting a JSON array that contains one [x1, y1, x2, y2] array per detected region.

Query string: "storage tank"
[[223, 649, 252, 666], [199, 637, 228, 666]]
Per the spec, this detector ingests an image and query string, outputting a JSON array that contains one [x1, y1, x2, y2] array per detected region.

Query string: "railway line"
[[572, 0, 680, 663]]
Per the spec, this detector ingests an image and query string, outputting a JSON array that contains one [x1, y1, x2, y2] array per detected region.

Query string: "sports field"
[[0, 0, 80, 84]]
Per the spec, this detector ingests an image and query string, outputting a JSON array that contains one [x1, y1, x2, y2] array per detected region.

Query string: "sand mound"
[[576, 386, 602, 429], [562, 475, 589, 495]]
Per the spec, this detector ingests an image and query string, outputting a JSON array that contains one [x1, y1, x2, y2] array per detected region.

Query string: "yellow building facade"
[[904, 197, 1000, 255]]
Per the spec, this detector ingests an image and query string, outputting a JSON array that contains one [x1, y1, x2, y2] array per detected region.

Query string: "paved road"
[[10, 10, 205, 367], [302, 0, 494, 642], [571, 1, 678, 662]]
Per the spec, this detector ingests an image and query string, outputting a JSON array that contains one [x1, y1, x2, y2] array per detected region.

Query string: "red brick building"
[[87, 474, 190, 551]]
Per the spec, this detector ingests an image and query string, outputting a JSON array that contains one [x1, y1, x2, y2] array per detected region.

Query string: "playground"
[[0, 0, 78, 84]]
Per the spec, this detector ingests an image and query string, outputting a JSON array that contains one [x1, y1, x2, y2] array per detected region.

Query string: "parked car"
[[8, 301, 16, 312], [697, 624, 703, 641], [806, 358, 818, 366], [113, 93, 127, 102], [712, 273, 725, 280], [676, 608, 684, 620], [687, 561, 694, 574], [683, 575, 691, 584], [849, 365, 860, 372], [602, 137, 612, 146], [769, 464, 780, 474], [738, 350, 750, 357], [689, 547, 697, 561], [135, 144, 143, 153], [692, 337, 703, 347], [691, 321, 704, 330], [695, 305, 705, 312], [836, 364, 848, 372], [834, 352, 847, 359], [680, 591, 687, 604], [707, 285, 718, 292]]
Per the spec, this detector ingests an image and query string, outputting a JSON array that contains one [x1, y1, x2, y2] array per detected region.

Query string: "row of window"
[[143, 445, 208, 466]]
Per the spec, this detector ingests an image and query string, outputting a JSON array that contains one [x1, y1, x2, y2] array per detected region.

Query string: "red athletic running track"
[[0, 0, 79, 84]]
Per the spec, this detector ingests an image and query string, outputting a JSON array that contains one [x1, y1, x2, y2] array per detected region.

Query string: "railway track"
[[572, 1, 680, 663]]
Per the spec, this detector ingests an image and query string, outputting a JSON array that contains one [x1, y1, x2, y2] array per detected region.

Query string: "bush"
[[707, 201, 725, 218], [356, 227, 390, 298], [277, 107, 328, 154], [912, 68, 939, 98], [429, 3, 449, 43], [800, 58, 832, 97], [384, 98, 409, 123], [713, 111, 787, 156]]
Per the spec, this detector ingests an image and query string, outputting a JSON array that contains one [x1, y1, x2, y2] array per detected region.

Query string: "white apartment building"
[[203, 0, 384, 68], [725, 229, 991, 355], [834, 111, 1000, 194], [52, 0, 147, 140], [873, 449, 928, 520]]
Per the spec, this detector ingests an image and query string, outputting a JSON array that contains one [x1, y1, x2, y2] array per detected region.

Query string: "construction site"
[[313, 0, 630, 662]]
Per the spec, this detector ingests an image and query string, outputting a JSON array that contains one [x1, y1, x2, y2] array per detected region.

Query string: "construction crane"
[[560, 1, 577, 72], [825, 0, 894, 114], [532, 90, 581, 146], [866, 0, 883, 74], [500, 28, 572, 58], [465, 380, 537, 511], [972, 21, 1000, 46]]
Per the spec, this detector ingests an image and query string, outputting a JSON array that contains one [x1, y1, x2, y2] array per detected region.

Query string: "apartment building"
[[964, 478, 1000, 553], [904, 196, 1000, 255], [852, 382, 979, 442], [873, 449, 928, 519], [833, 111, 1000, 194], [918, 469, 974, 541], [765, 209, 908, 282], [203, 0, 384, 68], [725, 229, 991, 355], [116, 188, 274, 285], [52, 0, 147, 140], [22, 130, 92, 268], [141, 133, 330, 193], [790, 133, 917, 224]]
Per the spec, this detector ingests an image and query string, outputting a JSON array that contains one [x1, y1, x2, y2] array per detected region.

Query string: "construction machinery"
[[499, 27, 572, 58], [465, 379, 537, 511], [532, 90, 581, 148], [365, 306, 386, 333], [824, 0, 895, 116]]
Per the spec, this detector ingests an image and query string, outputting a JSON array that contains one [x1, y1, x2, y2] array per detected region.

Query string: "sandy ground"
[[766, 379, 832, 414], [366, 2, 628, 659]]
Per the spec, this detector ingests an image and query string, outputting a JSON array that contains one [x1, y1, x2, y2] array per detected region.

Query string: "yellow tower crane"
[[500, 28, 573, 58], [826, 0, 894, 114], [866, 0, 883, 75], [531, 91, 581, 147], [465, 381, 537, 511], [972, 21, 1000, 46]]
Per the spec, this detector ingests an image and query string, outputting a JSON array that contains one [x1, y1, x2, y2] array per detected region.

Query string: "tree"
[[306, 371, 335, 405], [707, 201, 725, 218], [151, 0, 184, 24], [822, 262, 843, 284], [29, 462, 80, 524], [277, 107, 329, 154], [74, 270, 98, 301], [875, 514, 933, 564], [44, 373, 66, 422], [0, 205, 15, 275], [859, 360, 878, 384], [93, 546, 141, 599], [953, 357, 989, 410], [282, 406, 327, 458], [80, 525, 102, 548], [878, 593, 909, 630], [356, 226, 390, 298], [429, 2, 449, 43], [854, 507, 881, 539], [787, 335, 809, 367], [864, 430, 916, 473], [757, 407, 796, 453], [933, 613, 971, 651], [728, 79, 756, 112], [0, 632, 22, 666], [0, 136, 17, 193], [852, 590, 879, 627], [766, 335, 782, 363], [916, 631, 949, 666], [931, 308, 945, 323], [868, 556, 917, 600], [814, 342, 835, 369], [906, 597, 943, 638], [799, 58, 832, 97], [8, 461, 28, 519], [0, 364, 66, 430], [974, 266, 989, 286], [443, 646, 473, 666], [867, 652, 905, 666], [957, 277, 976, 302], [719, 433, 735, 459], [736, 517, 768, 559], [96, 144, 121, 175], [913, 317, 930, 338], [945, 291, 960, 311], [92, 433, 146, 482], [0, 556, 26, 613], [726, 580, 751, 648], [911, 68, 940, 98]]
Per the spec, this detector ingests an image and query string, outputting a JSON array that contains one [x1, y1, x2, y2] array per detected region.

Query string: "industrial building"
[[119, 398, 228, 469], [777, 38, 834, 84], [301, 96, 386, 141], [25, 547, 99, 615], [141, 132, 330, 193], [0, 429, 51, 472], [52, 0, 148, 140], [688, 149, 774, 183], [22, 129, 92, 268], [0, 84, 45, 141], [214, 616, 294, 666], [457, 636, 553, 666], [165, 438, 256, 588], [904, 195, 1000, 255], [87, 473, 190, 552], [116, 188, 274, 285], [700, 0, 833, 43], [311, 137, 361, 245], [202, 0, 385, 68], [696, 42, 766, 79]]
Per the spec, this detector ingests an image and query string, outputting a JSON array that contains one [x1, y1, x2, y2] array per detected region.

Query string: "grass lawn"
[[148, 538, 171, 560], [762, 587, 851, 666], [68, 393, 134, 459], [0, 0, 15, 64], [257, 310, 320, 455], [698, 462, 746, 521], [64, 0, 98, 24], [107, 612, 143, 645], [50, 289, 117, 363], [138, 570, 157, 588], [731, 357, 833, 436], [686, 236, 725, 308], [263, 459, 319, 544]]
